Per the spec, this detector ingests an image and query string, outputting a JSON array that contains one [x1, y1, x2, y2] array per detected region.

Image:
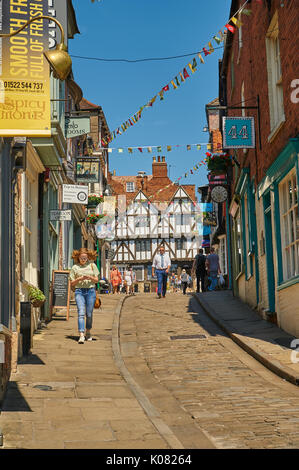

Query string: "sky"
[[70, 0, 231, 189]]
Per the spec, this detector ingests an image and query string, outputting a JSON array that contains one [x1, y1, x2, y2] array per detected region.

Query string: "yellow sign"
[[0, 0, 51, 137]]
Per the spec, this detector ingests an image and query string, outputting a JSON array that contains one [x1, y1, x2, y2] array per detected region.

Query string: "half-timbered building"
[[108, 156, 201, 286]]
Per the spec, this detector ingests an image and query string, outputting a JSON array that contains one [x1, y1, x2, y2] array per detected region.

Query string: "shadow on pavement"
[[1, 382, 32, 412]]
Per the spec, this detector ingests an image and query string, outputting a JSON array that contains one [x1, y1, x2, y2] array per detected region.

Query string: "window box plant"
[[206, 152, 233, 175]]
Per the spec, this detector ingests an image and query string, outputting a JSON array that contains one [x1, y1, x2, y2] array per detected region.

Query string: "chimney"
[[152, 156, 168, 178]]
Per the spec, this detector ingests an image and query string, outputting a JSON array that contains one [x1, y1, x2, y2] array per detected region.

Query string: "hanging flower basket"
[[31, 299, 46, 308], [87, 194, 104, 208], [86, 213, 106, 225], [206, 152, 232, 175]]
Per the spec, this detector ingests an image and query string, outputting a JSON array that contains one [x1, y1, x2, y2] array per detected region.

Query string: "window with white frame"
[[218, 236, 227, 275], [266, 13, 285, 133], [279, 170, 299, 281], [234, 209, 243, 276], [126, 182, 135, 193]]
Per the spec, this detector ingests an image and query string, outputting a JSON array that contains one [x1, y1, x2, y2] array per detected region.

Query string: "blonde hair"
[[72, 248, 97, 264]]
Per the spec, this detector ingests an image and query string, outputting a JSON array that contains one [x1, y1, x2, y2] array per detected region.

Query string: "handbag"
[[92, 263, 101, 309], [94, 293, 101, 309]]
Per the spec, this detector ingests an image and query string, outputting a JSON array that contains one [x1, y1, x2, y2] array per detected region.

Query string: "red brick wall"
[[225, 0, 299, 187]]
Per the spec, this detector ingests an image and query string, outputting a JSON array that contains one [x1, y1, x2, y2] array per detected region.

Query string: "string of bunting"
[[147, 155, 210, 202], [100, 0, 253, 147], [100, 142, 213, 154]]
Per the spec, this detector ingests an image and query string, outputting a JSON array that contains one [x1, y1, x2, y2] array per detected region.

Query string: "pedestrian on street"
[[124, 266, 133, 295], [70, 248, 100, 344], [110, 265, 122, 294], [152, 244, 171, 299], [180, 269, 189, 295], [192, 248, 207, 293], [206, 247, 221, 291], [129, 267, 136, 295]]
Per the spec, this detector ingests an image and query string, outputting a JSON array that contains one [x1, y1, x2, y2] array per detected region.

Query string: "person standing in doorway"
[[192, 248, 207, 293], [70, 248, 100, 344], [152, 245, 171, 299], [206, 247, 221, 291]]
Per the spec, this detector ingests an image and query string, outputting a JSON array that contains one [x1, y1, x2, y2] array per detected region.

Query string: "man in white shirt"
[[152, 245, 171, 298]]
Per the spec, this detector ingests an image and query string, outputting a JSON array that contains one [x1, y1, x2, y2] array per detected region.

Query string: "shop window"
[[279, 170, 299, 280]]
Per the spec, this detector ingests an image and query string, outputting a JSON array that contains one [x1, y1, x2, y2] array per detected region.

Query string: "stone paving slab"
[[0, 296, 177, 449]]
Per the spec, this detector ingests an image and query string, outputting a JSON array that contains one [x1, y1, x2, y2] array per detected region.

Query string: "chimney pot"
[[158, 156, 161, 162], [153, 156, 156, 162], [162, 156, 165, 162]]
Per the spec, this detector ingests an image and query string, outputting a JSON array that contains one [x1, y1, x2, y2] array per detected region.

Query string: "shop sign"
[[223, 117, 255, 149], [76, 158, 99, 183], [0, 0, 51, 137], [65, 117, 90, 138], [62, 184, 88, 204], [50, 210, 72, 221]]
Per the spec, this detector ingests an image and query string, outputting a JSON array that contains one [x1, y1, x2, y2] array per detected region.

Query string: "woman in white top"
[[123, 266, 133, 294], [69, 248, 99, 344]]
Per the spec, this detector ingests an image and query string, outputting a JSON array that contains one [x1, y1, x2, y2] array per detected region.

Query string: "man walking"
[[206, 247, 221, 291], [192, 248, 207, 293], [152, 244, 171, 298]]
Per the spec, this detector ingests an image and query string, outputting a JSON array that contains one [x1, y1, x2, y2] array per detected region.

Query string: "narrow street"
[[2, 292, 299, 449]]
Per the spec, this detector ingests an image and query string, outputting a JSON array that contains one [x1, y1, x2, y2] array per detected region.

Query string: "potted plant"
[[27, 285, 46, 308], [86, 213, 106, 225], [87, 194, 103, 208], [206, 152, 233, 175]]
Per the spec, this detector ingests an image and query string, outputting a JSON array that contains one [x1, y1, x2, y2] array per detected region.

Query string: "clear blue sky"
[[70, 0, 231, 188]]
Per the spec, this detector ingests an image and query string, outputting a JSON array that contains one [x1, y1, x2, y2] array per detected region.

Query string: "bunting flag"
[[97, 142, 213, 154], [147, 157, 209, 201], [101, 0, 252, 144], [231, 16, 243, 28], [225, 23, 236, 33]]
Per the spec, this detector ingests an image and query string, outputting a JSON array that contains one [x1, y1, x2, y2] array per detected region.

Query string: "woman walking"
[[69, 248, 100, 344], [123, 266, 133, 295], [110, 265, 122, 294], [180, 269, 189, 295]]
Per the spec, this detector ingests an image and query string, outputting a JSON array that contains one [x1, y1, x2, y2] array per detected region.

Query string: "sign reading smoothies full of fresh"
[[0, 0, 51, 137]]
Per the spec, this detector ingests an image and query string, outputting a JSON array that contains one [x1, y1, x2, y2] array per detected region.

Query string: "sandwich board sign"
[[62, 185, 88, 204]]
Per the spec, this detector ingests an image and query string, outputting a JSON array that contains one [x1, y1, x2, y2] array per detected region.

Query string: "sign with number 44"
[[223, 116, 255, 149]]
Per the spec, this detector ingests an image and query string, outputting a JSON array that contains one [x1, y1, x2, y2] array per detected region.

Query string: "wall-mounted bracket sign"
[[50, 210, 72, 221], [65, 116, 90, 138], [62, 184, 88, 204], [223, 117, 255, 149], [76, 157, 100, 184]]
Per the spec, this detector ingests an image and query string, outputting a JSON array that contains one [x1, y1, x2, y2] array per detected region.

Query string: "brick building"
[[221, 0, 299, 335]]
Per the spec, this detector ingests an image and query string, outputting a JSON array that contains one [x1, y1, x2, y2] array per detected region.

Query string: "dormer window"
[[126, 182, 135, 193]]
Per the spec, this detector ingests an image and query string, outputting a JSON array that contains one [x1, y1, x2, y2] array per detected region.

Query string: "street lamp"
[[0, 16, 72, 81]]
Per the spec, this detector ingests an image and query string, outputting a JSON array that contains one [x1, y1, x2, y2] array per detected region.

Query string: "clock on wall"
[[211, 185, 228, 203]]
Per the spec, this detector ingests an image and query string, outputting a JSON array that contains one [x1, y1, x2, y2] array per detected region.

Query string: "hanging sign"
[[76, 158, 100, 183], [50, 210, 72, 221], [62, 184, 88, 204], [65, 117, 91, 138], [0, 0, 51, 137], [223, 117, 255, 149]]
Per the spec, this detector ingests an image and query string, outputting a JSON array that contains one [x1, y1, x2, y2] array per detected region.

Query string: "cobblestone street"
[[121, 293, 299, 449]]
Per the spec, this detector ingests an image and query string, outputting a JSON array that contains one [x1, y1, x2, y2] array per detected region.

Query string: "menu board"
[[50, 270, 70, 320]]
